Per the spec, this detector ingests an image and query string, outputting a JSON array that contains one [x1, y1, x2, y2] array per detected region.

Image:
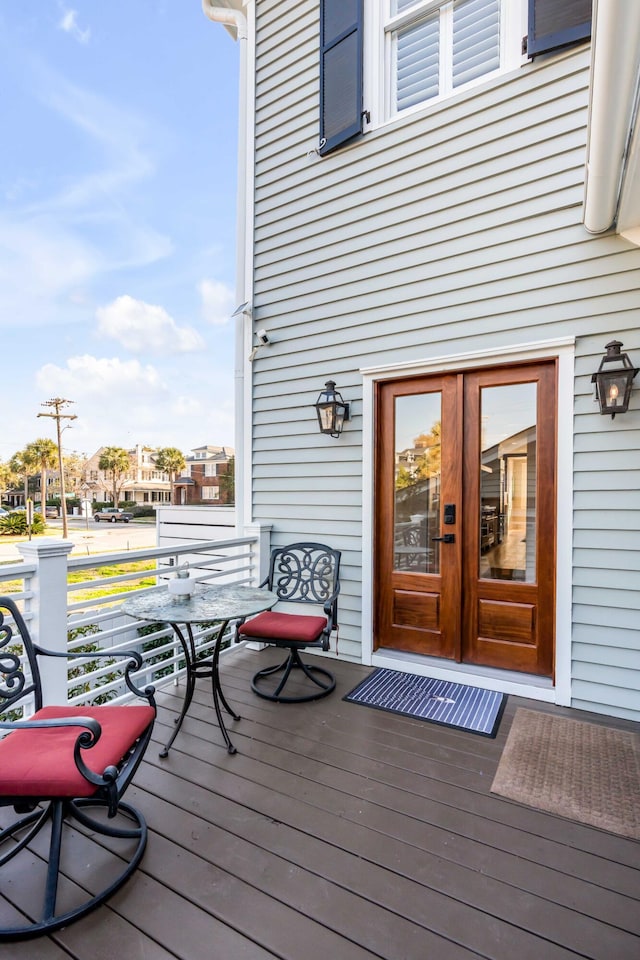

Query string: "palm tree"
[[98, 446, 132, 507], [26, 438, 58, 515], [155, 447, 186, 505], [10, 445, 40, 509]]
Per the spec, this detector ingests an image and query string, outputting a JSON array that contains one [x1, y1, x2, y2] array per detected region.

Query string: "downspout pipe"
[[583, 0, 640, 234], [202, 1, 252, 533]]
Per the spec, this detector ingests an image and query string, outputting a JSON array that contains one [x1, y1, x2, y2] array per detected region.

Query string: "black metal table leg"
[[160, 618, 240, 756], [159, 622, 197, 758], [209, 619, 239, 753]]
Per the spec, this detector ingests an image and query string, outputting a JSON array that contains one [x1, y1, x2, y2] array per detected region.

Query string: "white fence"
[[0, 527, 271, 711]]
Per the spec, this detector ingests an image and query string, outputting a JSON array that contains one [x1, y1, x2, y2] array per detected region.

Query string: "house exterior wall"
[[82, 445, 171, 506], [174, 446, 235, 506], [248, 1, 640, 720]]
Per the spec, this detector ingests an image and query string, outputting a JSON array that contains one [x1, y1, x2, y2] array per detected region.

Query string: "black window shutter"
[[527, 0, 592, 57], [319, 0, 363, 156]]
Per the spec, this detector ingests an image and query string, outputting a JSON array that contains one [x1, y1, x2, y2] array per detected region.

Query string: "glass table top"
[[121, 584, 277, 624]]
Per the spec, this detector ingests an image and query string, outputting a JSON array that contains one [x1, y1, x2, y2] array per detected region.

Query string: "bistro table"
[[121, 584, 276, 756]]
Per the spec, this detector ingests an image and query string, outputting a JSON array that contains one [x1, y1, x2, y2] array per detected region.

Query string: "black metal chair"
[[238, 542, 341, 703], [0, 596, 156, 941]]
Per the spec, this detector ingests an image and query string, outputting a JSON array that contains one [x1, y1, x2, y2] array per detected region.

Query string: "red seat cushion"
[[238, 611, 327, 644], [0, 704, 155, 799]]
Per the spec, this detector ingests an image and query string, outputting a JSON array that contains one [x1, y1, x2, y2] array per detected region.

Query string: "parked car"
[[45, 506, 59, 518], [0, 507, 8, 516], [94, 507, 133, 523]]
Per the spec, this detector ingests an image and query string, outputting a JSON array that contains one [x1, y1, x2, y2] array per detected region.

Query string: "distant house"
[[82, 445, 171, 506], [174, 445, 235, 506], [204, 1, 640, 723]]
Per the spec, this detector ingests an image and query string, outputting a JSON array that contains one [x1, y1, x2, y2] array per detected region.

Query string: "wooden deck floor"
[[3, 648, 639, 960]]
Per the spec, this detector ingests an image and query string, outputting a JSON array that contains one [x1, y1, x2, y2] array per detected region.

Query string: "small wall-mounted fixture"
[[591, 340, 638, 418], [231, 301, 252, 318], [248, 328, 272, 362], [314, 380, 350, 438]]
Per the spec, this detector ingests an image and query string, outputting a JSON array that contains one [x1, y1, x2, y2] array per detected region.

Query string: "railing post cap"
[[20, 538, 74, 560]]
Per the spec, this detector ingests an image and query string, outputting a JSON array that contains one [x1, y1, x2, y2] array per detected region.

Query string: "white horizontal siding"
[[572, 324, 640, 719], [251, 2, 640, 707]]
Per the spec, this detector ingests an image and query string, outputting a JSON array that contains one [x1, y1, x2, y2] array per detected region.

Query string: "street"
[[0, 517, 158, 563]]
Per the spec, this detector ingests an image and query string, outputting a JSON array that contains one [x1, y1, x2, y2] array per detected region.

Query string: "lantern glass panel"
[[318, 405, 335, 432]]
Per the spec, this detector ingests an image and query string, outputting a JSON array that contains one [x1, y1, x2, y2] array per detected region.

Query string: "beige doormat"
[[491, 707, 640, 839]]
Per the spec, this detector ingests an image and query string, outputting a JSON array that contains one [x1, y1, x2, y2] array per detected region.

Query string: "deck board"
[[1, 648, 638, 959]]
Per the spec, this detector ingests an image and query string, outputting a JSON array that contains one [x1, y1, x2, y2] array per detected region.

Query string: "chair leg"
[[252, 648, 336, 703], [0, 798, 147, 941]]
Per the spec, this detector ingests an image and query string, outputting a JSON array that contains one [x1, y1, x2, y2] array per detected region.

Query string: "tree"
[[62, 451, 87, 499], [218, 456, 235, 505], [394, 422, 441, 491], [98, 447, 132, 507], [413, 421, 442, 481], [10, 446, 40, 507], [0, 460, 19, 505], [155, 447, 186, 505], [25, 438, 58, 512]]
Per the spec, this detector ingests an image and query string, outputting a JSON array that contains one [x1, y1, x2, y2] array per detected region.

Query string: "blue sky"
[[1, 1, 239, 463]]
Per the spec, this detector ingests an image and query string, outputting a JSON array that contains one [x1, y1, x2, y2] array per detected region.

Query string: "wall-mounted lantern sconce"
[[315, 380, 350, 437], [591, 340, 638, 418]]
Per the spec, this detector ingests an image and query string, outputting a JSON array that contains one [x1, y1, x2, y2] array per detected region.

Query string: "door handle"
[[432, 534, 455, 543]]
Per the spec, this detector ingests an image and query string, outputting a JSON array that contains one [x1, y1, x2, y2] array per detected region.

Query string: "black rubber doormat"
[[344, 668, 506, 737]]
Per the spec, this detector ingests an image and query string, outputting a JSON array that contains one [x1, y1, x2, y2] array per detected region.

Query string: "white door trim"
[[361, 337, 574, 705]]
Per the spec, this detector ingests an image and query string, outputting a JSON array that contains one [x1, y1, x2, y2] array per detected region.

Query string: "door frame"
[[360, 338, 575, 706]]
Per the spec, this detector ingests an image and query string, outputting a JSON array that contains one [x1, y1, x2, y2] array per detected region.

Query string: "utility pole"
[[38, 398, 77, 539]]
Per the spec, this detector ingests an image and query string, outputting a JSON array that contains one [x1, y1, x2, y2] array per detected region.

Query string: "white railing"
[[0, 527, 271, 710]]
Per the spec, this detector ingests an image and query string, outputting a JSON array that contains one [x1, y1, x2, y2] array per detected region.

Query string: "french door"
[[374, 361, 557, 676]]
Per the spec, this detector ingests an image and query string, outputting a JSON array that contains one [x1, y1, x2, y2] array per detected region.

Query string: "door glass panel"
[[394, 393, 441, 574], [479, 383, 537, 582]]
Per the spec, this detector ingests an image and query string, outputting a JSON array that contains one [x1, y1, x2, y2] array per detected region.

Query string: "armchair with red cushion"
[[0, 595, 156, 941], [238, 542, 341, 702]]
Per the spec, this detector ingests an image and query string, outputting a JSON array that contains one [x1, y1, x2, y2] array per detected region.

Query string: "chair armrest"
[[33, 645, 155, 704], [323, 590, 340, 630], [0, 715, 101, 738]]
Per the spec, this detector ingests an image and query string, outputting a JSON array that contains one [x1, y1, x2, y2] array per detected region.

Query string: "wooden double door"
[[374, 361, 556, 676]]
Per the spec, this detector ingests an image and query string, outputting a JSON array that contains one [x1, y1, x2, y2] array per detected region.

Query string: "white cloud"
[[31, 353, 235, 453], [199, 279, 235, 326], [96, 295, 205, 354], [35, 355, 168, 452], [37, 354, 164, 398], [58, 7, 91, 45]]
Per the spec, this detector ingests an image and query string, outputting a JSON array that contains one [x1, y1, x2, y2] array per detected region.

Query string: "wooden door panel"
[[478, 599, 535, 643], [393, 588, 440, 630], [389, 588, 442, 654]]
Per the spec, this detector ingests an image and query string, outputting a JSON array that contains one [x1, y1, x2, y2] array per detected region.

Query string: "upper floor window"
[[384, 0, 519, 117], [322, 0, 591, 152]]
